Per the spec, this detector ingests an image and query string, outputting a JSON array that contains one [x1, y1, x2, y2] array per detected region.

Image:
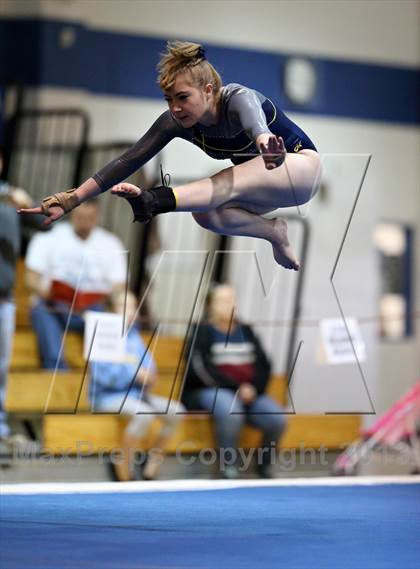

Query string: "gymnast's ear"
[[205, 83, 214, 96]]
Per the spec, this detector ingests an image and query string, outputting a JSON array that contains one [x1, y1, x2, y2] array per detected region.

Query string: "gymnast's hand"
[[257, 134, 286, 170], [111, 182, 142, 198], [18, 204, 65, 226], [17, 189, 79, 226]]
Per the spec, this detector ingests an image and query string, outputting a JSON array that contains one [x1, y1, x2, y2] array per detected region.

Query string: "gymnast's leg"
[[112, 150, 321, 213], [193, 208, 299, 270], [173, 149, 321, 212], [112, 150, 320, 268]]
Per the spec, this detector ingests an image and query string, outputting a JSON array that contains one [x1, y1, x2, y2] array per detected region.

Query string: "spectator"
[[0, 151, 32, 442], [25, 199, 127, 369], [89, 290, 185, 481], [182, 283, 287, 479]]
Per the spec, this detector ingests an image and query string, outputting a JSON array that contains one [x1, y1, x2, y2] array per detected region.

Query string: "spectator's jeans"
[[188, 388, 287, 463], [0, 300, 15, 439], [31, 299, 104, 369], [93, 392, 185, 440]]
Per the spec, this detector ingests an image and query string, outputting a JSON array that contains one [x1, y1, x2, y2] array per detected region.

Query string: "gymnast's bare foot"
[[111, 182, 142, 197], [271, 218, 300, 271]]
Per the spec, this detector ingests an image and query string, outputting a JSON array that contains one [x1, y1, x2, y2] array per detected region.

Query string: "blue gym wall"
[[0, 17, 419, 124]]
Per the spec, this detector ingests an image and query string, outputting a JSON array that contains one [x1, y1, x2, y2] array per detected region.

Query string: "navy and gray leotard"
[[93, 83, 317, 192]]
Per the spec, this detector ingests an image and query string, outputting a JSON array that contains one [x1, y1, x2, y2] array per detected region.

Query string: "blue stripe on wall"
[[1, 18, 419, 124]]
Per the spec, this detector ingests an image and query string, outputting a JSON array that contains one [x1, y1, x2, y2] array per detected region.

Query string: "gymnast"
[[19, 41, 321, 270]]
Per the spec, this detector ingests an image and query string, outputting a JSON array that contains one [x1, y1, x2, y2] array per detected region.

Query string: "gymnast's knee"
[[192, 211, 219, 230], [209, 166, 235, 201]]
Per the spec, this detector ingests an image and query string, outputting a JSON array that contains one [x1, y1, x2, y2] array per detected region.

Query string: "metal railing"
[[7, 108, 89, 201]]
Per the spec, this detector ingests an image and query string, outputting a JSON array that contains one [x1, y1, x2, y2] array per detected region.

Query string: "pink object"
[[362, 381, 420, 443], [334, 381, 420, 475]]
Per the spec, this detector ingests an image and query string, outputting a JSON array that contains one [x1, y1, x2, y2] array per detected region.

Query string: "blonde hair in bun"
[[157, 41, 222, 94]]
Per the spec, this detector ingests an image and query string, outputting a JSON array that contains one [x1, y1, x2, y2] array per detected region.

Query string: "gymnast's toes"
[[111, 183, 142, 197]]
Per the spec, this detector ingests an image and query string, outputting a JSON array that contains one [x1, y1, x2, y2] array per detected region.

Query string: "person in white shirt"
[[25, 199, 127, 369]]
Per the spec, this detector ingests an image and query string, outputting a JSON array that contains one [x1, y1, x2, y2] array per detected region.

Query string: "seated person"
[[89, 290, 185, 481], [0, 145, 37, 444], [0, 175, 32, 442], [182, 283, 287, 479], [24, 199, 126, 369]]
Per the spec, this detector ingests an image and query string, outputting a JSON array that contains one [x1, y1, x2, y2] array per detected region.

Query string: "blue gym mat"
[[1, 482, 419, 569]]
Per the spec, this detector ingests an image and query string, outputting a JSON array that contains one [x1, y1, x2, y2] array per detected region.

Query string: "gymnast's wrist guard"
[[41, 189, 79, 215], [126, 185, 176, 223]]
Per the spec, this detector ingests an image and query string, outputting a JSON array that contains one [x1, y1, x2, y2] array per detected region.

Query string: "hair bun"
[[157, 41, 222, 93], [196, 46, 206, 61]]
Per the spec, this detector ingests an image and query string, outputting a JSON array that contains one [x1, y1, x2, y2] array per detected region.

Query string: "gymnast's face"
[[164, 73, 215, 128]]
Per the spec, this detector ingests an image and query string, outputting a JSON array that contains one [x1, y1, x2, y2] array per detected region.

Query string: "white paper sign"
[[83, 311, 126, 363], [319, 317, 366, 365]]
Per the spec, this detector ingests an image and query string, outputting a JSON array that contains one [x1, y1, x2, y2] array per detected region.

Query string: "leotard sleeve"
[[92, 111, 187, 192], [225, 85, 271, 141]]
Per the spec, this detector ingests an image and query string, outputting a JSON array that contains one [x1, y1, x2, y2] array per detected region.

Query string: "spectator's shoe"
[[0, 437, 12, 469], [133, 453, 150, 481], [221, 465, 240, 480], [256, 463, 275, 479], [132, 451, 148, 480], [106, 456, 135, 482], [106, 456, 120, 481], [134, 451, 162, 481]]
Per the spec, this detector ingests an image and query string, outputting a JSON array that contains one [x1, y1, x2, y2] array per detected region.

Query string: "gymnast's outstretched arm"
[[17, 111, 184, 224]]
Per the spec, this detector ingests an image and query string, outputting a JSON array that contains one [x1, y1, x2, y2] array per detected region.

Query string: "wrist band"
[[41, 189, 79, 215]]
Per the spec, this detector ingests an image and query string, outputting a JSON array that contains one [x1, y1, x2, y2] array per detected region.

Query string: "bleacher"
[[7, 260, 361, 456]]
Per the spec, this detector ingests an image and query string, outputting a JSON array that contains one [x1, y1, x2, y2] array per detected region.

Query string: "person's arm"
[[7, 187, 32, 209], [17, 111, 182, 223], [90, 331, 156, 397], [186, 324, 242, 391], [24, 233, 52, 299], [90, 360, 136, 395], [103, 236, 130, 297], [25, 268, 50, 300], [228, 86, 286, 170], [228, 86, 271, 140], [91, 110, 180, 195], [133, 331, 158, 389]]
